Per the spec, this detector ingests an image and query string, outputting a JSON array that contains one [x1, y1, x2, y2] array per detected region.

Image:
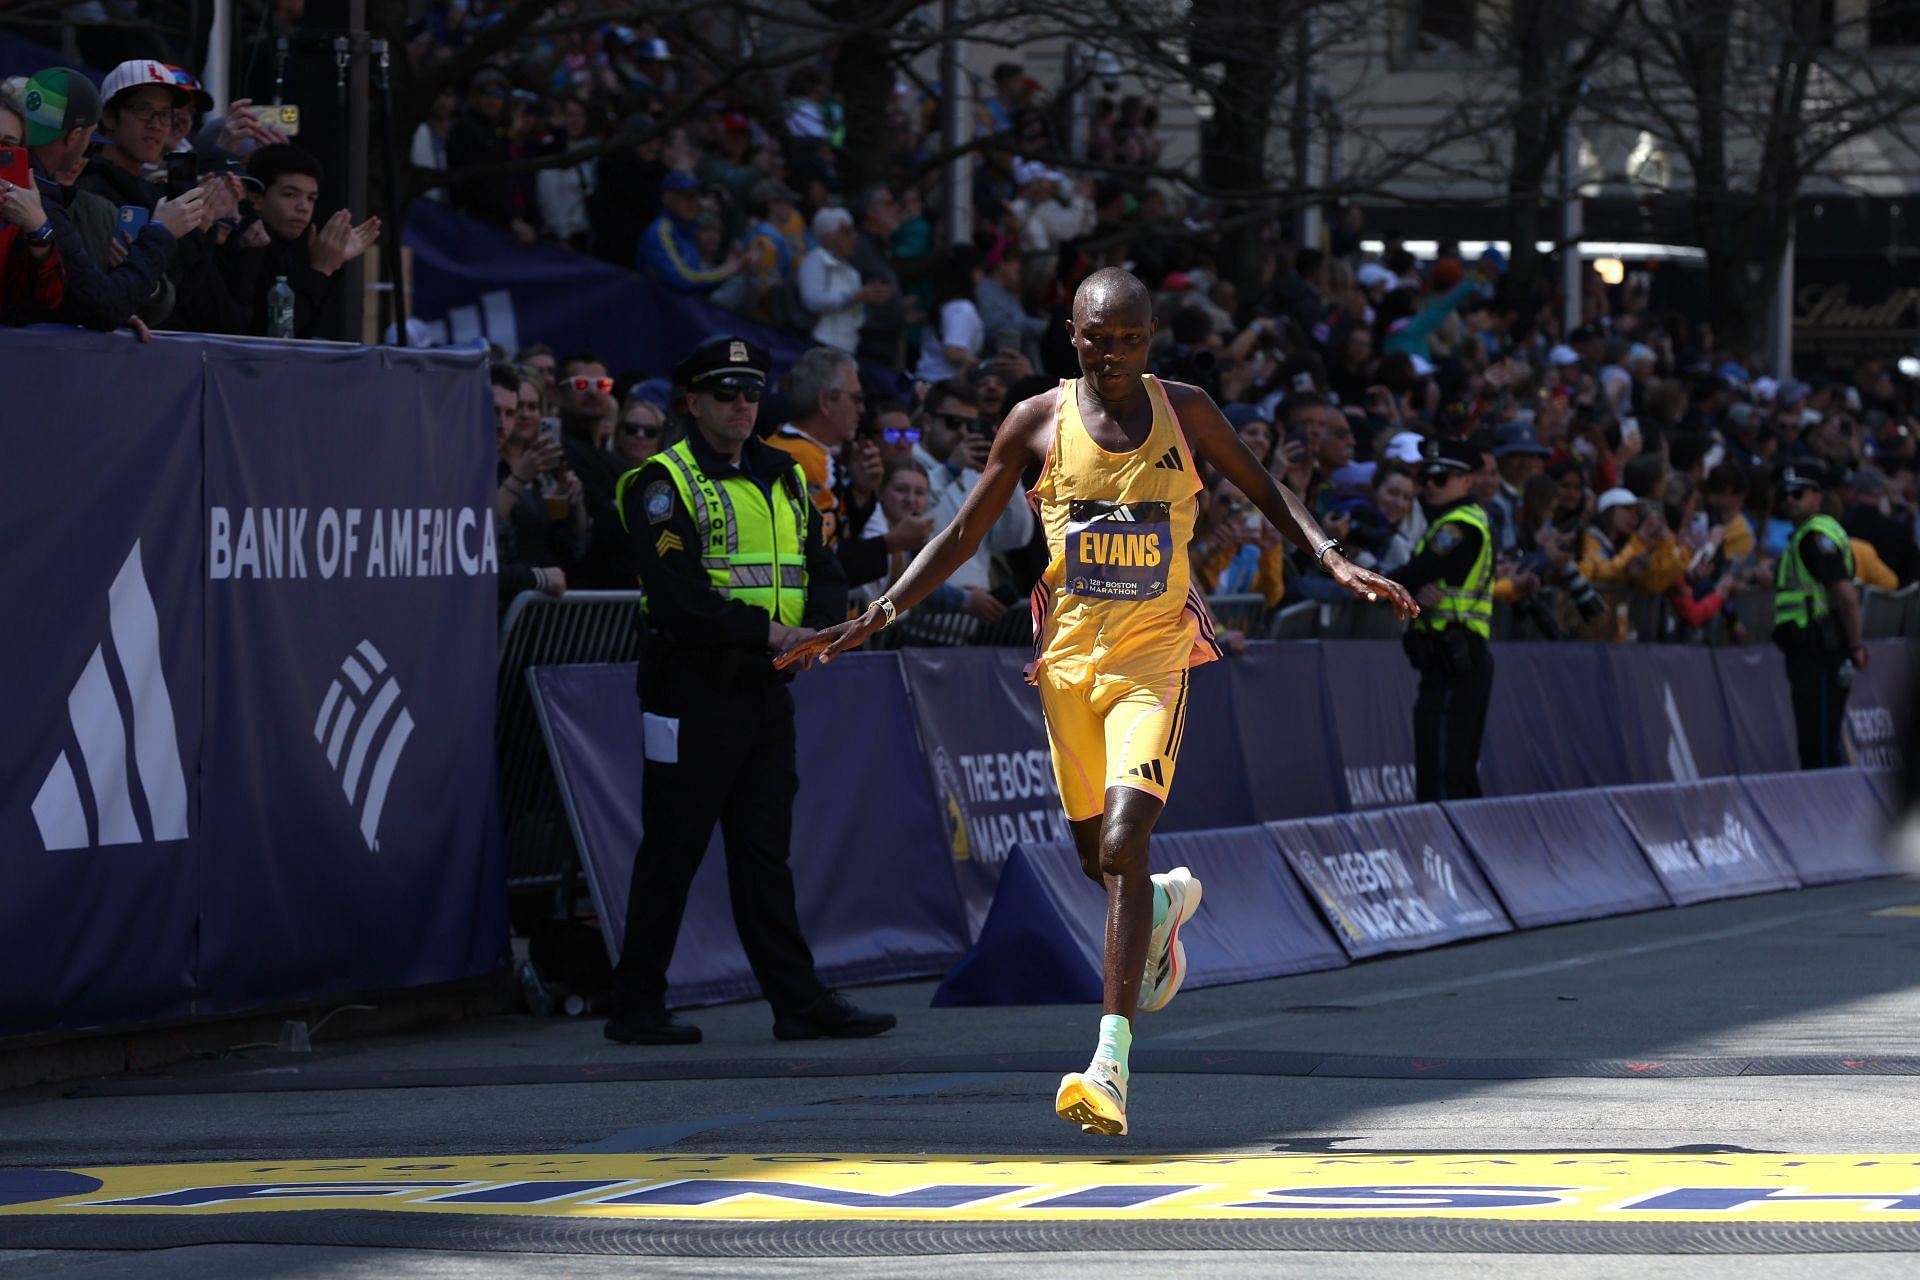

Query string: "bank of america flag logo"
[[314, 641, 415, 851], [32, 543, 189, 850]]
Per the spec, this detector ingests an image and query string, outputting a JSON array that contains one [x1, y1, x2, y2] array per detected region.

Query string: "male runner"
[[777, 268, 1415, 1135]]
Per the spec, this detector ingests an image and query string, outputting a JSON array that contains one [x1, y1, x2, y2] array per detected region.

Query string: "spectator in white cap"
[[78, 59, 241, 332]]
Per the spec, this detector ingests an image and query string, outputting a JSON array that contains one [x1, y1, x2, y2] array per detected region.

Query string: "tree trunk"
[[829, 0, 898, 194], [1192, 0, 1281, 292]]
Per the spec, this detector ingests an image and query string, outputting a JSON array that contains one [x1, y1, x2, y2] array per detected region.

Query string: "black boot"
[[605, 1010, 702, 1045], [772, 991, 897, 1041]]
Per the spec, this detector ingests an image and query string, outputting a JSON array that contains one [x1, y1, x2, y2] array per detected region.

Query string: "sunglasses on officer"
[[705, 385, 763, 404], [565, 375, 614, 394]]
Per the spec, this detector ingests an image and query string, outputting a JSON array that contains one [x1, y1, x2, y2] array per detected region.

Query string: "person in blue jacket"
[[637, 169, 744, 293]]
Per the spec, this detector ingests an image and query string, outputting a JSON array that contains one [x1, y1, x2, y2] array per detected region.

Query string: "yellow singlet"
[[1026, 375, 1221, 818], [1029, 374, 1219, 687]]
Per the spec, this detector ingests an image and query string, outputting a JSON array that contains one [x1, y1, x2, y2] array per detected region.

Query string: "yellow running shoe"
[[1055, 1058, 1129, 1136]]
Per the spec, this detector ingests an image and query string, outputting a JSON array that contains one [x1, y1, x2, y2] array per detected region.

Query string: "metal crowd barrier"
[[497, 591, 643, 906]]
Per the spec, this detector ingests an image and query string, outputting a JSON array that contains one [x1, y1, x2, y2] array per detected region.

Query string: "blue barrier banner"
[[1865, 767, 1903, 815], [1268, 805, 1511, 959], [406, 202, 904, 393], [1481, 643, 1631, 794], [1222, 644, 1343, 820], [1318, 640, 1421, 809], [933, 826, 1346, 1006], [897, 648, 1062, 936], [1442, 791, 1671, 928], [531, 659, 967, 1007], [195, 341, 507, 1011], [1605, 778, 1801, 905], [1738, 769, 1892, 885], [0, 331, 206, 1034], [1156, 662, 1256, 833], [1604, 645, 1739, 784], [1845, 640, 1912, 771], [1712, 647, 1800, 776], [931, 842, 1103, 1007]]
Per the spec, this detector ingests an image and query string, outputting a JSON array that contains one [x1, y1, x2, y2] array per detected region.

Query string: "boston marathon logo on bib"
[[1065, 500, 1172, 600]]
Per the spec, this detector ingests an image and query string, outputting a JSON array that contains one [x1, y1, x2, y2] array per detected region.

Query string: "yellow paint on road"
[[9, 1153, 1920, 1222]]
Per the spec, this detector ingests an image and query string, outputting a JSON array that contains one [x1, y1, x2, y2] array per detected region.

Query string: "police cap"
[[1419, 438, 1483, 483], [673, 335, 769, 391], [1778, 460, 1829, 494]]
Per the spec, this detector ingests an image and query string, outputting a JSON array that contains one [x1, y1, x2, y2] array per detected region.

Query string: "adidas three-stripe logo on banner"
[[1153, 448, 1184, 472], [313, 640, 415, 851], [1127, 758, 1166, 785], [32, 542, 190, 850]]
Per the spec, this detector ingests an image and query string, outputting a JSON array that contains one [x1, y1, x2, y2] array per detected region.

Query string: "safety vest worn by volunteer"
[[1028, 374, 1221, 687], [615, 437, 810, 628], [1409, 502, 1494, 638], [1774, 512, 1854, 635]]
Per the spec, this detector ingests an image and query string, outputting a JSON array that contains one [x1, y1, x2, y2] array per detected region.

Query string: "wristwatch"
[[1313, 537, 1344, 569]]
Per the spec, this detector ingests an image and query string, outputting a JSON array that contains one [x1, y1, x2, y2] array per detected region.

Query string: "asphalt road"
[[6, 874, 1920, 1278]]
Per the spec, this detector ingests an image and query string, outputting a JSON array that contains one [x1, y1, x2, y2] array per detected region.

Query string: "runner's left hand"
[[1326, 552, 1419, 619]]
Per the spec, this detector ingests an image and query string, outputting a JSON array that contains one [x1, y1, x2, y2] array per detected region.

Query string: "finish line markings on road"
[[9, 1153, 1920, 1223]]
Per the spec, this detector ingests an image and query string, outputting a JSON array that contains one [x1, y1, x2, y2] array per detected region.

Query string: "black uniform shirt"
[[619, 427, 848, 650], [1391, 497, 1487, 593]]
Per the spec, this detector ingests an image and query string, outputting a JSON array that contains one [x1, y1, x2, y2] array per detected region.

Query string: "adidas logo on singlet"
[[1152, 447, 1184, 472], [1127, 758, 1167, 785]]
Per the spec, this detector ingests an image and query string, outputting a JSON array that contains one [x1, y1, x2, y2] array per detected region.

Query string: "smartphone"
[[262, 103, 301, 136], [0, 147, 29, 191], [1620, 416, 1642, 443], [116, 204, 152, 241], [1690, 512, 1710, 540], [165, 151, 198, 196]]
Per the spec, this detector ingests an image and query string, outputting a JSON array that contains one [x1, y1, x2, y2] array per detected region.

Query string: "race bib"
[[1065, 500, 1172, 601]]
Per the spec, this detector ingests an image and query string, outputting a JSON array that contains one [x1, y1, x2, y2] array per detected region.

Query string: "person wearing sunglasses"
[[552, 352, 629, 587], [612, 396, 669, 470], [604, 334, 894, 1048]]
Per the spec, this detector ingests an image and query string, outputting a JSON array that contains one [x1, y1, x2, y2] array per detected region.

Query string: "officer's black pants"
[[1785, 649, 1850, 770], [1413, 643, 1495, 803], [613, 672, 826, 1018]]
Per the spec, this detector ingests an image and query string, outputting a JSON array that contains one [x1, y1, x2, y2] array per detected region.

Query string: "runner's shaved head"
[[1073, 268, 1153, 325]]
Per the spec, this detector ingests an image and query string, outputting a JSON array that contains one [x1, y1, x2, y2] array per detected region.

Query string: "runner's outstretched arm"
[[1165, 381, 1420, 620], [776, 392, 1054, 668]]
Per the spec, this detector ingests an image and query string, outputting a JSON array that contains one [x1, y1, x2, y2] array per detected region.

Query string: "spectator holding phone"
[[224, 143, 380, 338], [914, 243, 986, 382], [911, 377, 1032, 618], [18, 66, 192, 333], [79, 60, 243, 333], [0, 91, 65, 323], [492, 364, 568, 603]]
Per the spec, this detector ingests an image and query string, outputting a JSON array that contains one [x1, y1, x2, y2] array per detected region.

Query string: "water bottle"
[[267, 275, 296, 340], [517, 958, 554, 1017]]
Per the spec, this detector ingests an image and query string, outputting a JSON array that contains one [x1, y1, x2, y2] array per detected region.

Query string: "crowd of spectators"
[[424, 5, 1920, 646], [0, 54, 381, 339], [6, 7, 1918, 648]]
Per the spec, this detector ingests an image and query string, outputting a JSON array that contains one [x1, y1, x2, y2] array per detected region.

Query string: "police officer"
[[604, 336, 895, 1045], [1392, 440, 1495, 801], [1773, 461, 1868, 769]]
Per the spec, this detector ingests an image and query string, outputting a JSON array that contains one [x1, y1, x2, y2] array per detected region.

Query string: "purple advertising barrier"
[[1737, 769, 1894, 885], [1605, 778, 1802, 906], [1223, 643, 1344, 820], [1442, 791, 1672, 928], [1157, 661, 1257, 835], [1864, 768, 1903, 815], [1712, 646, 1799, 776], [1845, 640, 1912, 771], [1480, 643, 1632, 795], [1604, 645, 1740, 784], [1268, 804, 1511, 959], [1318, 640, 1421, 810], [530, 659, 967, 1008], [934, 826, 1348, 1006], [897, 648, 1062, 937]]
